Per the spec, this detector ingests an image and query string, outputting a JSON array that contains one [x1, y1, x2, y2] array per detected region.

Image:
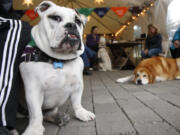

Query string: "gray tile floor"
[[16, 70, 180, 135]]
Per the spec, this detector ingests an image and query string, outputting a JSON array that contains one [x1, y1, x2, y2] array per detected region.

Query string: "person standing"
[[141, 24, 162, 59], [0, 1, 31, 134], [170, 27, 180, 58]]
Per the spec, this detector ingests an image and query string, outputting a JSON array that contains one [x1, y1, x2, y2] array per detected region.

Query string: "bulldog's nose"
[[65, 23, 76, 29], [137, 79, 142, 85]]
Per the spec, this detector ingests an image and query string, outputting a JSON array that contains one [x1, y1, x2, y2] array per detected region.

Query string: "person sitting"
[[141, 24, 162, 59], [0, 1, 31, 135], [86, 26, 100, 53], [170, 27, 180, 58], [81, 45, 97, 75]]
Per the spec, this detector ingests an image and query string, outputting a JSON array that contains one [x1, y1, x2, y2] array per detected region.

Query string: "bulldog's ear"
[[80, 14, 87, 26], [35, 1, 55, 15], [74, 9, 87, 26]]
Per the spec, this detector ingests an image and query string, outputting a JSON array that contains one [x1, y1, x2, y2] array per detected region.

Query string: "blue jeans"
[[141, 48, 162, 58], [81, 45, 96, 67]]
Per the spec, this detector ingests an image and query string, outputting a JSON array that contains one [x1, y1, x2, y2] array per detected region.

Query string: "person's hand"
[[174, 40, 180, 48], [144, 49, 148, 55]]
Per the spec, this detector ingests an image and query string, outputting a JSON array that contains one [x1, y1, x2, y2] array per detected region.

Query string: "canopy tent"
[[13, 0, 155, 34], [13, 0, 177, 56]]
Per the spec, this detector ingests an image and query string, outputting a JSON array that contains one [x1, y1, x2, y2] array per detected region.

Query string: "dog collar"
[[20, 36, 76, 69]]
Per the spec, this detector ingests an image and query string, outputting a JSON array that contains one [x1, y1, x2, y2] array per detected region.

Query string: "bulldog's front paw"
[[22, 125, 44, 135], [75, 108, 95, 122]]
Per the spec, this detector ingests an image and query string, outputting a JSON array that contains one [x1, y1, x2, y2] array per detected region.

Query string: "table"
[[107, 41, 143, 69]]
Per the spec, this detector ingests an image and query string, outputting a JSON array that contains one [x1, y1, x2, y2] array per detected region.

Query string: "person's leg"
[[0, 19, 31, 135], [85, 46, 98, 69], [176, 47, 180, 58], [148, 48, 162, 57], [81, 51, 90, 68], [85, 45, 96, 59], [170, 48, 177, 58], [80, 47, 92, 75]]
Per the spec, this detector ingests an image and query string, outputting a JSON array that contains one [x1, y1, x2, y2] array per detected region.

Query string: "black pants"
[[170, 47, 180, 58], [0, 17, 31, 127]]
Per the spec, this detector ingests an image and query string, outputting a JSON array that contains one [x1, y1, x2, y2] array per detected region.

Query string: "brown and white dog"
[[116, 56, 180, 85]]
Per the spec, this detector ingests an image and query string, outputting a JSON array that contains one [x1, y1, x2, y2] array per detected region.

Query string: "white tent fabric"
[[14, 0, 180, 57], [152, 0, 172, 56], [118, 0, 174, 57], [166, 0, 180, 41]]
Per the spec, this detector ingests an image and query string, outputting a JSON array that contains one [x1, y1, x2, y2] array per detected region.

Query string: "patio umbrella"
[[13, 0, 152, 34]]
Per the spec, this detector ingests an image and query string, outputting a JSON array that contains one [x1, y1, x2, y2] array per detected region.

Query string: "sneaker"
[[10, 129, 19, 135], [83, 67, 92, 75]]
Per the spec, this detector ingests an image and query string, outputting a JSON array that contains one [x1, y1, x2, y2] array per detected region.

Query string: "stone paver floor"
[[16, 70, 180, 135]]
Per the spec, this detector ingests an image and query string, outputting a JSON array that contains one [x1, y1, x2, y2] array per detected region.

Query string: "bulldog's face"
[[133, 68, 151, 85], [35, 1, 86, 53]]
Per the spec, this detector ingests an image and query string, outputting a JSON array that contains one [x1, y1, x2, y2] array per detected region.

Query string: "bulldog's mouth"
[[51, 32, 81, 52], [67, 33, 78, 40]]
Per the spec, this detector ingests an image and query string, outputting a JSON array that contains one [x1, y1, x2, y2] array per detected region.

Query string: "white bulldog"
[[19, 1, 95, 135]]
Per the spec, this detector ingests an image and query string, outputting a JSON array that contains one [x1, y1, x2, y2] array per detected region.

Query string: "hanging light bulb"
[[143, 9, 146, 12], [150, 3, 154, 7], [87, 16, 91, 22], [132, 16, 136, 20], [127, 22, 131, 25], [23, 0, 33, 7], [94, 0, 104, 5]]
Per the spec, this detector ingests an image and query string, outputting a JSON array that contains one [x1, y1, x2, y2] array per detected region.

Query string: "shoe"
[[83, 67, 92, 75], [0, 127, 12, 135], [83, 71, 92, 75], [10, 129, 19, 135]]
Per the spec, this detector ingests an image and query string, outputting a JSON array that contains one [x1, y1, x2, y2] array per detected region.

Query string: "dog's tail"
[[116, 75, 134, 83]]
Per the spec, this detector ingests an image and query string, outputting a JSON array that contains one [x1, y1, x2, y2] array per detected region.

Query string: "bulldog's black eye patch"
[[48, 15, 62, 22], [75, 16, 82, 26]]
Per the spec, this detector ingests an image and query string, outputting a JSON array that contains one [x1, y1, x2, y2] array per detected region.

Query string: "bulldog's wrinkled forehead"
[[48, 7, 77, 21], [36, 1, 86, 25], [38, 3, 76, 17]]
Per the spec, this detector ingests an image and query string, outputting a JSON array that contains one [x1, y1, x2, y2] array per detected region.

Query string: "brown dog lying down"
[[116, 56, 180, 85]]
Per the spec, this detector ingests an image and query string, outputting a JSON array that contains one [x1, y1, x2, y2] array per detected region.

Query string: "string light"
[[150, 3, 154, 7], [127, 22, 131, 25], [143, 9, 146, 13], [115, 0, 156, 36], [83, 34, 87, 38], [87, 16, 91, 22], [23, 0, 33, 7], [115, 25, 127, 36], [132, 16, 136, 20], [94, 0, 104, 5], [140, 12, 144, 16]]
